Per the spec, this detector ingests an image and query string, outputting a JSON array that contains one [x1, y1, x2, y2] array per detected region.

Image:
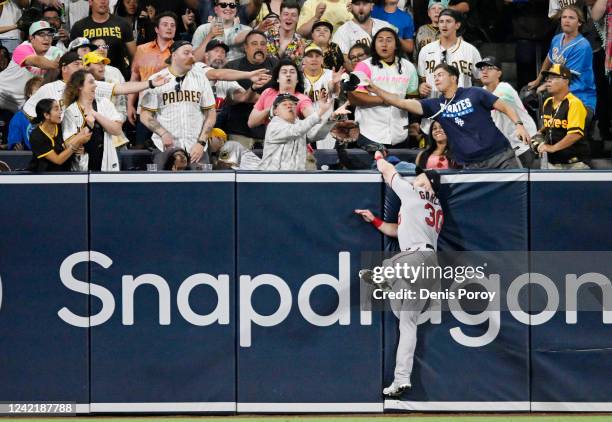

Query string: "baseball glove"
[[530, 132, 546, 153], [330, 120, 359, 144]]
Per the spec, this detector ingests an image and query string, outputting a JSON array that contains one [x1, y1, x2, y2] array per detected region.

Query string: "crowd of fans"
[[0, 0, 609, 171]]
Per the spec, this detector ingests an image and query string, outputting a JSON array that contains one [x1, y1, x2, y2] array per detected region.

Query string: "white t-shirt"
[[0, 42, 63, 112], [62, 97, 122, 171], [23, 79, 115, 118], [353, 57, 419, 145], [488, 82, 538, 156], [0, 0, 21, 40], [332, 18, 396, 55], [192, 22, 251, 62], [391, 174, 442, 251], [141, 65, 216, 152]]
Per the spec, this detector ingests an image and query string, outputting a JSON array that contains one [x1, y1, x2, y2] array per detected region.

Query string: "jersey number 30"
[[424, 203, 443, 233]]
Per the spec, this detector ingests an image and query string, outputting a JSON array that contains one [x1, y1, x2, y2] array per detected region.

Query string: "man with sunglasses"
[[0, 21, 63, 113], [192, 0, 251, 63], [141, 41, 217, 165]]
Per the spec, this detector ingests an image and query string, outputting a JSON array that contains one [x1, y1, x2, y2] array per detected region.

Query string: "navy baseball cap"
[[476, 56, 502, 70]]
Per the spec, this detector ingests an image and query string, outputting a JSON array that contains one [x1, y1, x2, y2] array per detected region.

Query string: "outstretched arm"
[[114, 74, 169, 95], [366, 82, 424, 115], [354, 209, 398, 238], [493, 98, 531, 144]]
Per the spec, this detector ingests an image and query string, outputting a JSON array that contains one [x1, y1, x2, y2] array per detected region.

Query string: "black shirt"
[[223, 56, 278, 139], [70, 15, 134, 78], [29, 125, 71, 172]]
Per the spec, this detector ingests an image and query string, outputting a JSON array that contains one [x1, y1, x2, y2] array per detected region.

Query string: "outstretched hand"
[[354, 209, 375, 223]]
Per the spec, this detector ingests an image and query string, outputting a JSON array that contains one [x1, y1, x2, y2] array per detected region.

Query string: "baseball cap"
[[438, 8, 461, 21], [211, 127, 228, 141], [165, 40, 192, 64], [312, 20, 333, 33], [542, 63, 572, 79], [205, 39, 229, 53], [83, 51, 110, 66], [428, 0, 449, 9], [304, 43, 323, 56], [59, 51, 81, 68], [29, 20, 56, 37], [476, 56, 502, 70], [273, 93, 299, 109], [351, 0, 373, 4], [68, 37, 97, 52]]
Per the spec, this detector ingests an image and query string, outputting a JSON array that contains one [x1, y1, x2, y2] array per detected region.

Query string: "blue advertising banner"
[[0, 174, 89, 411], [530, 172, 612, 411], [87, 172, 236, 413], [235, 172, 383, 413], [384, 172, 530, 411]]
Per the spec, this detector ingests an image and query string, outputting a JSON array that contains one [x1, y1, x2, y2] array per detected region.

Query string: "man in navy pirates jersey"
[[141, 41, 216, 164]]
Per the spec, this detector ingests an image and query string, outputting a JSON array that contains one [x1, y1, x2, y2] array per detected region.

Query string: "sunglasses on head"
[[217, 2, 237, 8], [175, 75, 185, 92]]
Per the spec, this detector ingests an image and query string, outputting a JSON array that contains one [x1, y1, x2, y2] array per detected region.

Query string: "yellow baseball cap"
[[83, 51, 110, 66], [211, 128, 227, 141]]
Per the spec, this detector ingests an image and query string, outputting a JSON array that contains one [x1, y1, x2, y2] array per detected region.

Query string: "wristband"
[[148, 79, 154, 89], [371, 217, 383, 228]]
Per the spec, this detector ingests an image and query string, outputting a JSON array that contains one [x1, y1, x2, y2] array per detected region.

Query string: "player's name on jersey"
[[372, 288, 496, 302], [418, 190, 439, 205], [162, 90, 203, 106]]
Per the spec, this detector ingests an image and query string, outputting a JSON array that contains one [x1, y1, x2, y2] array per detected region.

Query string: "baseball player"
[[356, 153, 442, 397], [140, 41, 216, 164]]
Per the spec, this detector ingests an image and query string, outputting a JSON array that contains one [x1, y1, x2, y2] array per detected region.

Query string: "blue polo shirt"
[[420, 87, 510, 164], [547, 33, 596, 110], [372, 6, 414, 40]]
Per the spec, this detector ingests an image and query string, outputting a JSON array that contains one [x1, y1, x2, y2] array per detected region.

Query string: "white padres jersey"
[[332, 19, 397, 55], [304, 69, 335, 148], [141, 65, 216, 152], [391, 174, 442, 251], [304, 69, 333, 102], [418, 38, 482, 99], [23, 80, 116, 118]]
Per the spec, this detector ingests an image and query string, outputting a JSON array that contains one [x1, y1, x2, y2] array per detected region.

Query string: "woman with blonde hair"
[[63, 70, 124, 171]]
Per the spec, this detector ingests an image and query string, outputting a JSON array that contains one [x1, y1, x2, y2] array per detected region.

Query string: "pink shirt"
[[426, 154, 449, 170], [254, 88, 313, 124]]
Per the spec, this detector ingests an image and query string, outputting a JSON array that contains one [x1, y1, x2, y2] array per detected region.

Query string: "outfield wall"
[[0, 171, 611, 413]]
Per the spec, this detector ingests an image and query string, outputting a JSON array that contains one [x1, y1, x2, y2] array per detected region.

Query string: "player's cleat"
[[359, 269, 375, 285], [383, 382, 411, 397]]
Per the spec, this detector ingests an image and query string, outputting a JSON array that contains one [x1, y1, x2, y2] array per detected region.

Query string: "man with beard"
[[202, 39, 260, 129], [332, 0, 395, 71], [223, 30, 278, 147], [141, 41, 216, 164]]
